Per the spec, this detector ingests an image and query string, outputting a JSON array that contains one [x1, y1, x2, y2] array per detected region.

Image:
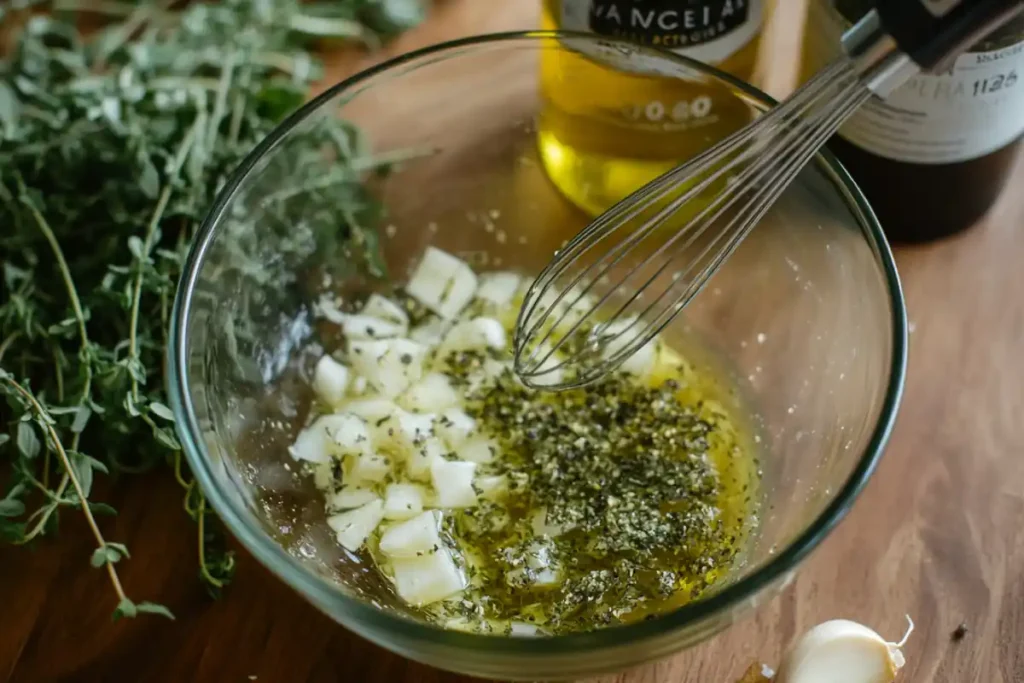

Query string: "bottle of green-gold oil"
[[538, 1, 770, 216]]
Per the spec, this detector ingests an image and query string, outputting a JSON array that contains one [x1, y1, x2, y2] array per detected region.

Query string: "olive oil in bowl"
[[292, 248, 762, 635]]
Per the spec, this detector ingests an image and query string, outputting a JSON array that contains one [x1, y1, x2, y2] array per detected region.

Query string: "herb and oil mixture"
[[451, 363, 757, 632], [295, 247, 760, 635]]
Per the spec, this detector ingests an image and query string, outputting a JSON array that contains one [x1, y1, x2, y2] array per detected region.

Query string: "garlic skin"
[[775, 617, 914, 683]]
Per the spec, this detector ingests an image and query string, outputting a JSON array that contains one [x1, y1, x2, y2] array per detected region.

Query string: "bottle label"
[[561, 0, 763, 64], [840, 46, 1024, 164], [813, 2, 1024, 164]]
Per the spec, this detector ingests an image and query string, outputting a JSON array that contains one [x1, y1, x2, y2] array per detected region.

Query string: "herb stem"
[[53, 0, 159, 17], [20, 470, 60, 501], [127, 122, 199, 401], [207, 53, 237, 153], [197, 495, 227, 589], [52, 349, 65, 402], [287, 13, 374, 42], [18, 183, 90, 366], [127, 184, 172, 402], [227, 66, 251, 146], [92, 3, 154, 72], [17, 178, 94, 449], [261, 147, 437, 204], [350, 146, 441, 171], [172, 451, 192, 490], [2, 377, 129, 604], [20, 476, 70, 543], [0, 331, 21, 363], [42, 448, 52, 490]]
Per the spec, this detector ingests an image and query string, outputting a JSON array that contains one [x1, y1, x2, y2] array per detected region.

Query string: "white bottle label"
[[560, 0, 763, 64], [840, 45, 1024, 164]]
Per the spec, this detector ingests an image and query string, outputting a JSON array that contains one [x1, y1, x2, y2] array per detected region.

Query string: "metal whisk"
[[514, 0, 1023, 390]]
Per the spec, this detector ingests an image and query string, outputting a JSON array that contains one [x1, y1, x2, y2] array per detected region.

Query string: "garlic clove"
[[775, 617, 914, 683]]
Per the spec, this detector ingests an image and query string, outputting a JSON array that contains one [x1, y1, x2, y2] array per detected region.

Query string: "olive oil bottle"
[[539, 1, 769, 216], [801, 1, 1024, 243]]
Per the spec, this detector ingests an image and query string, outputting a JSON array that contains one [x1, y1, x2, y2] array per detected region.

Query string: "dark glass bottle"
[[801, 1, 1024, 243]]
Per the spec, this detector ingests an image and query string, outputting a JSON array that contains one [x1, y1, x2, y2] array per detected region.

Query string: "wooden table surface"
[[4, 1, 1024, 681]]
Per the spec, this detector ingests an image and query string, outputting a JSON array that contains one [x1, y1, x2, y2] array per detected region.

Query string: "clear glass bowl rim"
[[167, 30, 908, 654]]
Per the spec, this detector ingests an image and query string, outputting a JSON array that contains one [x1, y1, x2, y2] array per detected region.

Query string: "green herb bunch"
[[0, 0, 423, 620]]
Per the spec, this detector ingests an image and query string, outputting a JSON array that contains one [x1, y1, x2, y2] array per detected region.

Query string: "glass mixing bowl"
[[168, 32, 907, 680]]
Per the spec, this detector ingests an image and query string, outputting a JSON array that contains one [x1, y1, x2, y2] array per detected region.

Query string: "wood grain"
[[4, 1, 1024, 681]]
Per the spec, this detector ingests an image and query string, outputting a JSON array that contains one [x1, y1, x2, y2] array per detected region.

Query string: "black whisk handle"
[[875, 0, 1024, 70]]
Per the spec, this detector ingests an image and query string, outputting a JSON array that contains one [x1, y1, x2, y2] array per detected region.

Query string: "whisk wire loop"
[[612, 84, 874, 368], [514, 59, 871, 389]]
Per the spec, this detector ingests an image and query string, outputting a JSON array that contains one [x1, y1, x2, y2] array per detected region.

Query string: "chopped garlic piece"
[[475, 271, 521, 308], [313, 293, 346, 324], [503, 537, 560, 587], [527, 286, 593, 333], [520, 342, 565, 387], [373, 410, 436, 458], [442, 618, 544, 637], [465, 357, 510, 394], [289, 421, 333, 464], [405, 246, 478, 319], [409, 316, 450, 347], [360, 293, 409, 328], [435, 408, 476, 448], [346, 451, 391, 484], [383, 483, 425, 520], [527, 540, 555, 569], [598, 317, 656, 378], [328, 486, 379, 511], [390, 546, 467, 606], [530, 507, 575, 537], [431, 459, 477, 508], [457, 436, 498, 464], [348, 338, 426, 398], [475, 474, 508, 501], [399, 372, 460, 413], [348, 375, 369, 396], [509, 622, 543, 637], [327, 499, 384, 552], [437, 317, 506, 358], [311, 461, 333, 490], [379, 510, 443, 557], [324, 413, 371, 457], [289, 413, 369, 463], [342, 314, 406, 340], [344, 397, 399, 422], [406, 436, 447, 481], [312, 355, 350, 408]]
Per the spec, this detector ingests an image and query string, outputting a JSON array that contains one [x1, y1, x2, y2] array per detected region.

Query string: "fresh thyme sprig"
[[0, 0, 424, 618]]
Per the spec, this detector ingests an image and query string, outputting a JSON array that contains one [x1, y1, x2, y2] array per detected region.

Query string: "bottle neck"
[[841, 9, 919, 96]]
